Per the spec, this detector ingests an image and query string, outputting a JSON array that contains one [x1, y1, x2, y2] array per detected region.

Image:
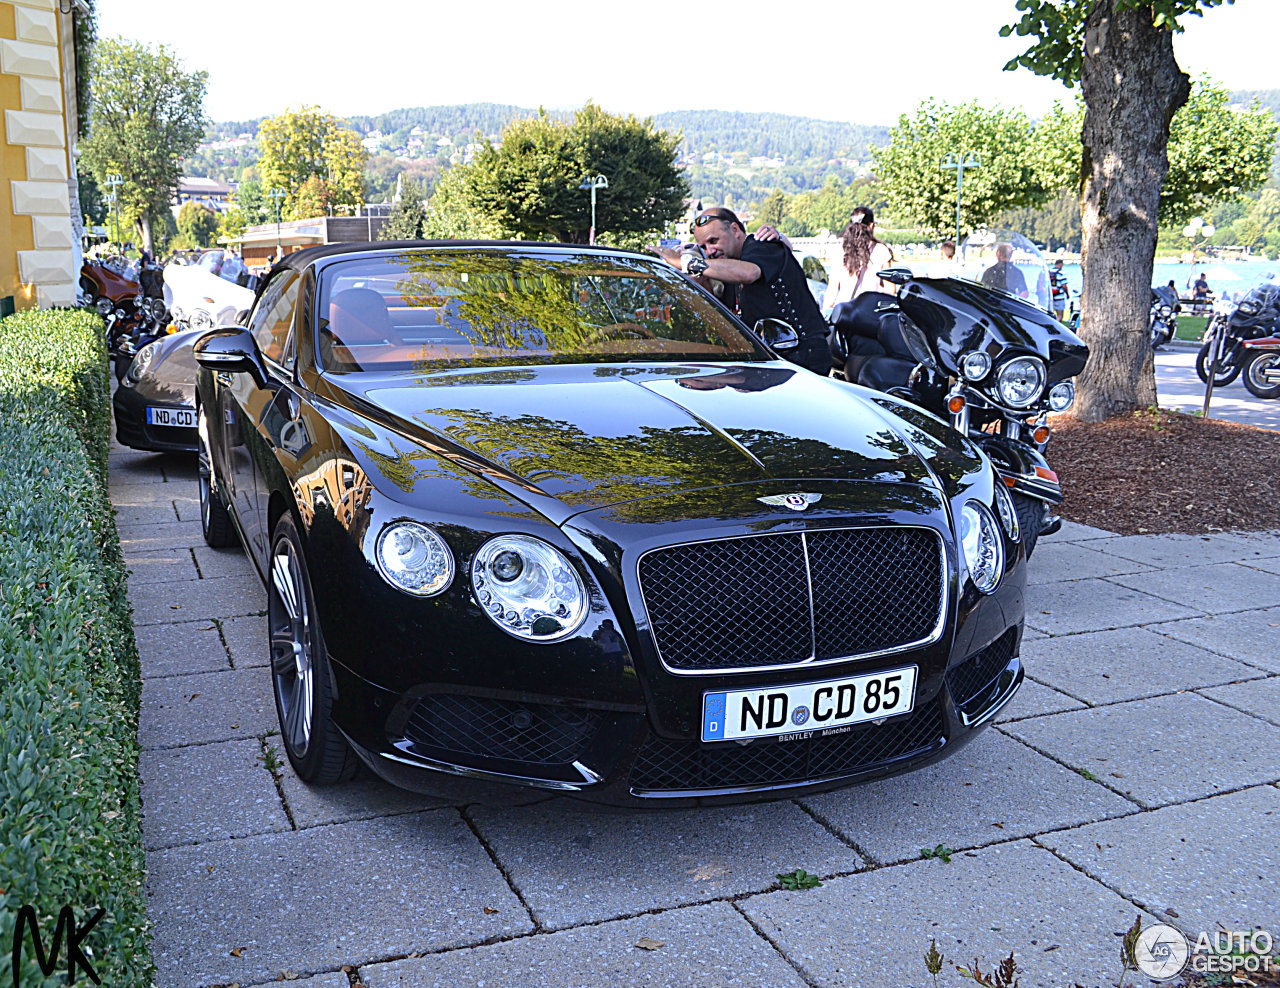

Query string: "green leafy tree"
[[421, 166, 502, 240], [257, 106, 368, 217], [1162, 78, 1277, 225], [173, 202, 219, 249], [459, 102, 688, 242], [873, 100, 1065, 239], [80, 37, 208, 253], [379, 179, 428, 240], [755, 189, 788, 229], [1001, 0, 1241, 422]]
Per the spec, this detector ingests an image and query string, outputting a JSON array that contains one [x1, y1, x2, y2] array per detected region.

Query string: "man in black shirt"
[[652, 208, 830, 374], [980, 242, 1029, 299]]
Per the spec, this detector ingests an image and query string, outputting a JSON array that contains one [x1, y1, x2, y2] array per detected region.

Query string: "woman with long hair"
[[823, 208, 894, 309]]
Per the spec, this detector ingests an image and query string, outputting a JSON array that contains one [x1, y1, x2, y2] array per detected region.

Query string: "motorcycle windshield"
[[960, 230, 1052, 312], [897, 275, 1089, 382]]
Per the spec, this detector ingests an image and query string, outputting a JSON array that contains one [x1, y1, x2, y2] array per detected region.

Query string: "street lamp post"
[[940, 153, 981, 250], [1182, 216, 1216, 289], [269, 187, 286, 256], [104, 172, 123, 245], [578, 174, 608, 246]]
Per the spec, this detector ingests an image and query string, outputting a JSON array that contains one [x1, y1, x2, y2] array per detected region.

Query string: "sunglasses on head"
[[692, 213, 728, 228]]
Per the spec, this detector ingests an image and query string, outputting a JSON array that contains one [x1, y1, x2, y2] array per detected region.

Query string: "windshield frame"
[[309, 245, 773, 376]]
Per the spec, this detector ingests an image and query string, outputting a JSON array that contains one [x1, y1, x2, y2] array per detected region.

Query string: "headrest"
[[328, 288, 391, 345]]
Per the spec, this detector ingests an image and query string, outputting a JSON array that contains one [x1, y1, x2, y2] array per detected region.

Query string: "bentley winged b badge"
[[757, 492, 823, 512]]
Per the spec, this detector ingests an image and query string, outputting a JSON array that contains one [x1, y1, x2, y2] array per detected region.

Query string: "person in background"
[[652, 207, 831, 374], [930, 240, 961, 278], [980, 243, 1028, 298], [822, 208, 895, 309], [1049, 259, 1069, 320], [1192, 271, 1211, 299]]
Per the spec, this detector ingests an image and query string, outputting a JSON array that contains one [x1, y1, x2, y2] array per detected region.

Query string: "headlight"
[[1158, 304, 1172, 317], [95, 297, 113, 316], [374, 521, 454, 596], [960, 351, 992, 381], [472, 534, 588, 642], [1238, 300, 1260, 315], [960, 501, 1004, 594], [1048, 381, 1075, 412], [189, 308, 213, 330], [994, 356, 1046, 409], [993, 482, 1019, 541], [123, 340, 160, 387]]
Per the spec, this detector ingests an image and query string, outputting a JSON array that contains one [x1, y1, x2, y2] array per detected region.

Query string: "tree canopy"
[[257, 106, 368, 219], [80, 37, 207, 252], [872, 100, 1079, 239], [172, 202, 219, 249], [379, 179, 429, 240], [455, 103, 688, 243]]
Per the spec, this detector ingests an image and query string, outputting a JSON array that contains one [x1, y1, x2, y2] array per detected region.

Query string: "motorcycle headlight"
[[960, 351, 992, 381], [993, 482, 1019, 541], [1048, 381, 1075, 413], [374, 521, 454, 597], [95, 297, 113, 316], [123, 340, 160, 387], [189, 308, 213, 330], [1158, 304, 1172, 316], [994, 356, 1046, 409], [1238, 300, 1260, 315], [960, 501, 1004, 594], [472, 534, 588, 642]]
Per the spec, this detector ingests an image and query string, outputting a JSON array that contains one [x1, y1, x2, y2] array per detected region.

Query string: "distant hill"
[[1232, 89, 1280, 118]]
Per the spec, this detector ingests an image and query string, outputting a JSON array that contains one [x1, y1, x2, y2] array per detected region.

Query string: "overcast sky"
[[96, 0, 1280, 125]]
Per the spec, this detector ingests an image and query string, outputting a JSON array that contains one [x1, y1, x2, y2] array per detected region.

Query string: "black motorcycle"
[[829, 270, 1089, 557], [1150, 285, 1179, 349], [1196, 280, 1280, 387]]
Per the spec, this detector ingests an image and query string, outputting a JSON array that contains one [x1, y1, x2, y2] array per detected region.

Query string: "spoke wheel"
[[1242, 352, 1280, 400], [198, 406, 234, 547], [268, 514, 357, 785]]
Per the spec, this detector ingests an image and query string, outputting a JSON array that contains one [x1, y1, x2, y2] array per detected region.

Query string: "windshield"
[[314, 249, 766, 374], [961, 230, 1051, 312]]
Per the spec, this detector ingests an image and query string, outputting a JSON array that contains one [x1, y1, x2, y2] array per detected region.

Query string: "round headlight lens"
[[960, 351, 992, 381], [960, 501, 1004, 594], [472, 535, 588, 642], [1048, 381, 1075, 412], [123, 340, 160, 387], [1238, 300, 1259, 315], [375, 521, 454, 596], [995, 356, 1046, 409], [189, 308, 213, 330], [95, 297, 113, 316], [992, 482, 1019, 541]]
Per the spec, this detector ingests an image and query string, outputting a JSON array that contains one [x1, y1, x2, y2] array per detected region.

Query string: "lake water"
[[1059, 258, 1278, 300]]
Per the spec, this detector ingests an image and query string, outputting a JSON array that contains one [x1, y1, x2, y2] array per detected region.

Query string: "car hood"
[[347, 362, 937, 514]]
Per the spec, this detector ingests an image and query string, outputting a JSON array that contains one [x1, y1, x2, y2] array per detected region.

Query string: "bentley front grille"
[[637, 527, 945, 673]]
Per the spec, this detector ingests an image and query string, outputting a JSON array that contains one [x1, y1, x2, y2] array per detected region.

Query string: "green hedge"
[[0, 309, 153, 987]]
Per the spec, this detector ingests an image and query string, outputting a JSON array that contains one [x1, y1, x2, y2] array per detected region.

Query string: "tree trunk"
[[136, 213, 154, 256], [1074, 0, 1190, 422]]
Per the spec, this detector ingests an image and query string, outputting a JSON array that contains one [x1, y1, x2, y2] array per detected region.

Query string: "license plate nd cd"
[[702, 666, 917, 743], [146, 407, 195, 428]]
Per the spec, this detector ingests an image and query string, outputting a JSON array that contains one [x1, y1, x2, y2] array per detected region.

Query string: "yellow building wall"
[[0, 0, 77, 311]]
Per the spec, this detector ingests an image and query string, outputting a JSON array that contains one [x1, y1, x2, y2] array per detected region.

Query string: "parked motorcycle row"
[[1194, 276, 1280, 399], [80, 247, 257, 382]]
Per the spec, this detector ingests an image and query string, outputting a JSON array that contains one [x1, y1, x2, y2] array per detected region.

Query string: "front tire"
[[198, 405, 235, 548], [1242, 351, 1280, 400], [1196, 340, 1241, 387], [269, 514, 357, 785], [1012, 492, 1045, 560]]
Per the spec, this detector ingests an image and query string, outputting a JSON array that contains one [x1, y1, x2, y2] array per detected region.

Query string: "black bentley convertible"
[[193, 241, 1027, 806]]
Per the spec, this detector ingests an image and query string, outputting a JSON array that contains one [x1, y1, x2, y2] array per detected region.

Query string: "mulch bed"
[[1049, 408, 1280, 536]]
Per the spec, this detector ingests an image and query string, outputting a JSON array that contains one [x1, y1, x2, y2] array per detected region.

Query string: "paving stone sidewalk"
[[113, 444, 1280, 988]]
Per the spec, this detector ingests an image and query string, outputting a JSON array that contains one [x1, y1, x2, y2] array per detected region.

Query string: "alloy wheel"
[[270, 536, 314, 757]]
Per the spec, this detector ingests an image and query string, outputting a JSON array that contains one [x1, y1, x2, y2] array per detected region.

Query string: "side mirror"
[[234, 309, 251, 327], [193, 327, 268, 388], [754, 318, 800, 352]]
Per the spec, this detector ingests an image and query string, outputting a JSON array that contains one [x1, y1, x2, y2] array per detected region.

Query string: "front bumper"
[[331, 620, 1025, 809], [113, 386, 197, 453]]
